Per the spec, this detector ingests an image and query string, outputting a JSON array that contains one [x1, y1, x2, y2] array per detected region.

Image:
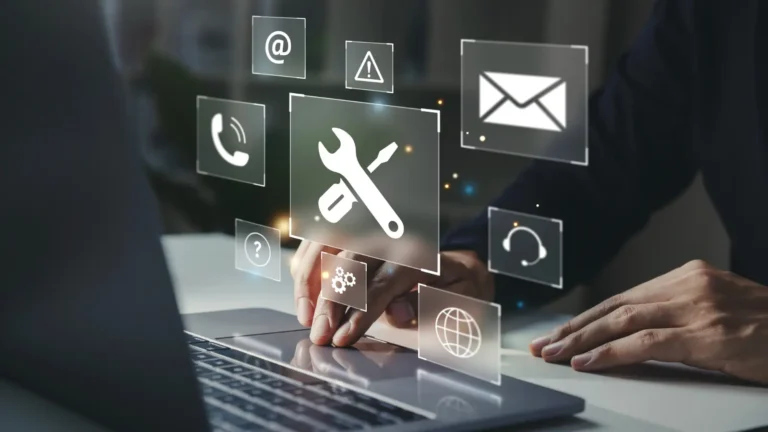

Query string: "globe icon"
[[435, 307, 482, 358]]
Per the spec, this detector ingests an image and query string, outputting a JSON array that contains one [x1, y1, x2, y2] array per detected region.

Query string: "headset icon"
[[502, 226, 547, 267]]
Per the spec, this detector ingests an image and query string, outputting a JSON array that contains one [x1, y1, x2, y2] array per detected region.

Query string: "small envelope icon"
[[479, 72, 566, 132]]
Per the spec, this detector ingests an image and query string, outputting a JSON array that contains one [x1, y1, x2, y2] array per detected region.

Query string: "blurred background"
[[100, 0, 728, 313]]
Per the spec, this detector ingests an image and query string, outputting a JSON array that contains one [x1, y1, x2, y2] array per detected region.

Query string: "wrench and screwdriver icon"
[[317, 128, 404, 239]]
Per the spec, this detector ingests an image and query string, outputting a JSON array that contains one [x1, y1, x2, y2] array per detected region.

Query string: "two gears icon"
[[331, 266, 356, 294]]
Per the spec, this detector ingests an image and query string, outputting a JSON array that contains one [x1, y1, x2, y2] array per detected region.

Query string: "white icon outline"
[[251, 16, 306, 80], [345, 41, 394, 94], [487, 207, 563, 289], [354, 51, 384, 83], [502, 226, 547, 267], [244, 232, 271, 267], [434, 307, 482, 359], [234, 219, 282, 282], [210, 113, 249, 167], [265, 30, 291, 64], [331, 275, 347, 294], [289, 93, 441, 275], [479, 71, 566, 132], [196, 96, 266, 187], [329, 266, 357, 295], [460, 39, 589, 166], [317, 127, 403, 239]]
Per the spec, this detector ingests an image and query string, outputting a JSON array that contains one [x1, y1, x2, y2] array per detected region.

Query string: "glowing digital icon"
[[330, 266, 356, 294], [435, 307, 482, 359], [502, 225, 547, 267], [317, 127, 403, 239], [265, 30, 292, 64], [479, 71, 566, 132], [354, 51, 384, 83], [320, 252, 367, 311], [244, 232, 271, 267], [211, 113, 249, 167]]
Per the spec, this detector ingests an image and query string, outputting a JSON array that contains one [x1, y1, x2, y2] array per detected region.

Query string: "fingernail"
[[541, 341, 565, 358], [529, 335, 552, 352], [388, 301, 415, 326], [571, 353, 594, 370], [332, 322, 352, 346], [309, 315, 332, 342], [297, 298, 313, 326]]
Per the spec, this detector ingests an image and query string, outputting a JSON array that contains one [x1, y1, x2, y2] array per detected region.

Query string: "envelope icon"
[[479, 72, 566, 132]]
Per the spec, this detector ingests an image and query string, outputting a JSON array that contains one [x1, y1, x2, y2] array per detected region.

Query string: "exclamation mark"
[[367, 60, 371, 78]]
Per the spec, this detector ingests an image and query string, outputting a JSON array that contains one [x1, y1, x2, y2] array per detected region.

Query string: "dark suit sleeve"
[[442, 0, 699, 307]]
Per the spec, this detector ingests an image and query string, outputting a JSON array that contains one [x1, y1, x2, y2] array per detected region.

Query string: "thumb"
[[384, 290, 419, 329]]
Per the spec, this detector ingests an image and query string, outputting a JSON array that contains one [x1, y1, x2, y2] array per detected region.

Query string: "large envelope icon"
[[479, 72, 566, 132]]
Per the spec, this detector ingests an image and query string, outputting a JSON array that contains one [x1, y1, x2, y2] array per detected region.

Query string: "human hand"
[[529, 260, 768, 384], [290, 241, 494, 347]]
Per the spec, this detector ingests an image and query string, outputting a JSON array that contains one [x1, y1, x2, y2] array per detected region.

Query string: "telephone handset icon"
[[211, 113, 249, 167]]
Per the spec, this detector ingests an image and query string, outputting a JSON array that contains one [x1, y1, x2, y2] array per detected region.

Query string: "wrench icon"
[[318, 128, 404, 239]]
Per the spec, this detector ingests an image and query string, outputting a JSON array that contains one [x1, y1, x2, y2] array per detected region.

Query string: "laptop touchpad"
[[183, 308, 306, 339]]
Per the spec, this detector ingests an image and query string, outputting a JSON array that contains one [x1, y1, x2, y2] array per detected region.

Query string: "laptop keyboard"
[[187, 334, 426, 431]]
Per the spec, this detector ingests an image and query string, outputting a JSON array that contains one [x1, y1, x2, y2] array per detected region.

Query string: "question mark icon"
[[254, 241, 262, 258]]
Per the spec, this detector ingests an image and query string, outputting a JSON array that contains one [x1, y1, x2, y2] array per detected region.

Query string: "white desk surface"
[[1, 234, 766, 432]]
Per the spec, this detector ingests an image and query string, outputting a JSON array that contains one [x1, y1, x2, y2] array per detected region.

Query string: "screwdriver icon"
[[317, 131, 400, 234]]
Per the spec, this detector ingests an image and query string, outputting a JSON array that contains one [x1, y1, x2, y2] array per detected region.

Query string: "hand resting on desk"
[[530, 260, 768, 385]]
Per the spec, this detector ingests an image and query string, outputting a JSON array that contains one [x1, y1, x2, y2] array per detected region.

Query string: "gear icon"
[[335, 266, 345, 277], [331, 276, 347, 294], [343, 272, 356, 287]]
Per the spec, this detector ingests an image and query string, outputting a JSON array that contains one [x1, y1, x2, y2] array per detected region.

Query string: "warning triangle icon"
[[354, 51, 384, 83]]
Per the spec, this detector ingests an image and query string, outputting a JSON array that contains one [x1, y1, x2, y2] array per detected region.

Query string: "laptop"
[[0, 0, 583, 431]]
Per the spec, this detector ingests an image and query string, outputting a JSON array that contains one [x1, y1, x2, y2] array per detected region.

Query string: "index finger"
[[292, 242, 340, 326], [332, 262, 433, 347]]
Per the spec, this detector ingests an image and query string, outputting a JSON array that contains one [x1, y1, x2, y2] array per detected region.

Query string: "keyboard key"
[[283, 403, 360, 431], [201, 358, 232, 368], [263, 379, 295, 391], [242, 387, 267, 398], [216, 350, 272, 369], [201, 386, 229, 399], [221, 364, 251, 374], [191, 352, 215, 362], [212, 392, 243, 406], [233, 401, 274, 418], [326, 402, 397, 426], [207, 408, 255, 428], [264, 393, 292, 407], [258, 412, 315, 432], [240, 371, 276, 384], [219, 379, 250, 391], [201, 341, 230, 351], [362, 398, 424, 422], [199, 372, 231, 382]]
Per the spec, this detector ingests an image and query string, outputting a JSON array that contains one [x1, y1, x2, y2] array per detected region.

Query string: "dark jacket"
[[443, 0, 768, 306]]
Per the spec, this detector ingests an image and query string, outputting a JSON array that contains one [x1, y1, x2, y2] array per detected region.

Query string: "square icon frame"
[[487, 207, 563, 289], [196, 96, 267, 187], [235, 219, 282, 282], [319, 252, 368, 312], [288, 93, 442, 276], [418, 284, 502, 385], [252, 16, 306, 80], [460, 39, 589, 166], [345, 41, 395, 94]]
